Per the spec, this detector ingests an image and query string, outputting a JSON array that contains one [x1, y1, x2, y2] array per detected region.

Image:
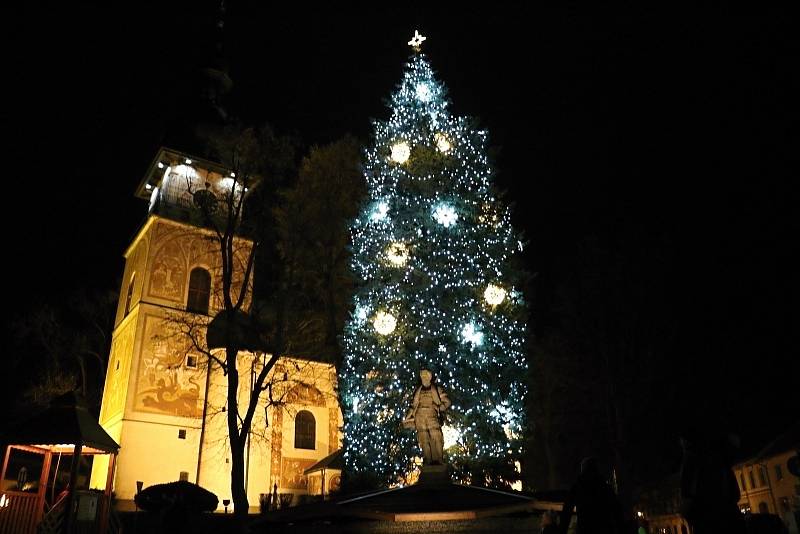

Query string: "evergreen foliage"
[[342, 47, 529, 488]]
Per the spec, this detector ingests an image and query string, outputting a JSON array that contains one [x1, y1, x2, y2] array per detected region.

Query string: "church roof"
[[755, 420, 800, 460], [2, 392, 119, 454]]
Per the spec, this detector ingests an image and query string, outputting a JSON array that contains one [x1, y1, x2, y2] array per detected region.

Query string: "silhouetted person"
[[560, 457, 625, 534], [679, 427, 746, 534]]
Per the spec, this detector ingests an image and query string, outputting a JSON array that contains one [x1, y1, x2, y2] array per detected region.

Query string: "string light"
[[390, 142, 411, 164], [385, 242, 409, 266], [342, 38, 528, 487], [434, 132, 451, 153], [416, 83, 432, 103], [484, 284, 507, 306], [432, 203, 458, 227], [370, 201, 390, 222], [373, 311, 397, 335]]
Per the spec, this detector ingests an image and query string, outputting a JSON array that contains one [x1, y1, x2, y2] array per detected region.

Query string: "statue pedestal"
[[418, 464, 450, 486]]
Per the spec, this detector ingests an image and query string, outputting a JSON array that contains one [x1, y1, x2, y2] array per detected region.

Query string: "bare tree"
[[158, 126, 362, 524], [11, 288, 115, 409]]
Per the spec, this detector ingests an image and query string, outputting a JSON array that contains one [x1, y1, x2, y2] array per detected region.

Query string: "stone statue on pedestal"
[[406, 368, 451, 465]]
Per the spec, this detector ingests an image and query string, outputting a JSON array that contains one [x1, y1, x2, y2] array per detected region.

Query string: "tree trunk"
[[225, 346, 250, 527], [230, 435, 248, 522]]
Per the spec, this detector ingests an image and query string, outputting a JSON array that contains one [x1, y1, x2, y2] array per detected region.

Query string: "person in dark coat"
[[559, 457, 625, 534], [678, 428, 746, 534]]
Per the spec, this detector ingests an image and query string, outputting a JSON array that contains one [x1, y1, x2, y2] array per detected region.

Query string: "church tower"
[[89, 148, 342, 509]]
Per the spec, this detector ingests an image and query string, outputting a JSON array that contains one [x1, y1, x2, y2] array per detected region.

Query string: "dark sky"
[[4, 5, 797, 459]]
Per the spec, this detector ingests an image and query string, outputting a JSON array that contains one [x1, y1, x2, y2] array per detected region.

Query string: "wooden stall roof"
[[1, 392, 119, 454], [304, 449, 344, 475]]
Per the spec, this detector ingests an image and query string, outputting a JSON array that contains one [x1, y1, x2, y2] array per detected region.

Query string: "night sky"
[[4, 5, 797, 470]]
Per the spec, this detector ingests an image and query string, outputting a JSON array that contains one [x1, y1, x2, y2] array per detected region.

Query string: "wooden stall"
[[0, 392, 119, 534]]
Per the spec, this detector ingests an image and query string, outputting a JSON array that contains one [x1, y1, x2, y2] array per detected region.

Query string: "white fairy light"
[[432, 203, 458, 227], [442, 425, 461, 449], [484, 284, 507, 306], [373, 311, 397, 335], [354, 304, 369, 324], [461, 322, 484, 347], [390, 142, 411, 164], [385, 242, 409, 266], [416, 82, 432, 103], [370, 201, 389, 222], [434, 132, 451, 153]]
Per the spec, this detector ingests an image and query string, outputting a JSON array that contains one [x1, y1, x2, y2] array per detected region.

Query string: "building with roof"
[[734, 421, 799, 521], [86, 147, 342, 511]]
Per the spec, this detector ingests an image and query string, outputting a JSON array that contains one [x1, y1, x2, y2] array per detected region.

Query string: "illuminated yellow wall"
[[91, 211, 342, 509], [736, 451, 798, 515]]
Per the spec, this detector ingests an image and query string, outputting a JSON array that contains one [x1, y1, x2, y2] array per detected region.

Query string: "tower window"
[[758, 466, 767, 487], [186, 268, 211, 314], [124, 273, 136, 316], [294, 410, 316, 450], [178, 429, 186, 439], [186, 355, 198, 369]]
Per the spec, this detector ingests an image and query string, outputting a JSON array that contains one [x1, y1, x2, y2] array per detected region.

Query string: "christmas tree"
[[342, 31, 528, 488]]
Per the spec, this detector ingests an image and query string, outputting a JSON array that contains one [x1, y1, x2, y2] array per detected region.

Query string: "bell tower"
[[88, 147, 261, 503], [89, 147, 343, 509]]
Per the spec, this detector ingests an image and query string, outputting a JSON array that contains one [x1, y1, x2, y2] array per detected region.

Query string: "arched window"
[[124, 273, 136, 316], [294, 410, 316, 450], [186, 268, 211, 314], [758, 501, 768, 514]]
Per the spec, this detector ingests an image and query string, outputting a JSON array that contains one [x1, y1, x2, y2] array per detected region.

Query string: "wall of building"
[[92, 207, 342, 511], [736, 451, 800, 516]]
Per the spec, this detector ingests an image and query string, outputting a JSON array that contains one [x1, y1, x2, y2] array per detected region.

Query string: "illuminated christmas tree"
[[342, 31, 528, 488]]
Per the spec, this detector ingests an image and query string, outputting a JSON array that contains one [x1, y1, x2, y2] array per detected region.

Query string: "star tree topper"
[[408, 30, 427, 51]]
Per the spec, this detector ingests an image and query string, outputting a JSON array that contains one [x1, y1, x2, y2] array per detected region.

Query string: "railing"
[[0, 491, 41, 534]]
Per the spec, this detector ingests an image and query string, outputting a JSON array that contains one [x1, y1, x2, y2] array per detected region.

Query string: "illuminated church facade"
[[89, 147, 342, 509]]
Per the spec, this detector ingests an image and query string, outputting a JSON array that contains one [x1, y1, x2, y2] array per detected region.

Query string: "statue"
[[405, 368, 451, 465]]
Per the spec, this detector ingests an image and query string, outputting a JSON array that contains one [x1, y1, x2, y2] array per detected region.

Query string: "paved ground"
[[119, 512, 542, 533], [251, 517, 542, 533]]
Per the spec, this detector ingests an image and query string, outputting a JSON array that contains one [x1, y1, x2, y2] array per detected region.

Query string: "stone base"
[[418, 464, 451, 486]]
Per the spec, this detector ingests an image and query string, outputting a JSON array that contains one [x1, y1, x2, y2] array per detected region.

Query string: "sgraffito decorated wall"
[[133, 313, 204, 418], [92, 205, 341, 507]]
